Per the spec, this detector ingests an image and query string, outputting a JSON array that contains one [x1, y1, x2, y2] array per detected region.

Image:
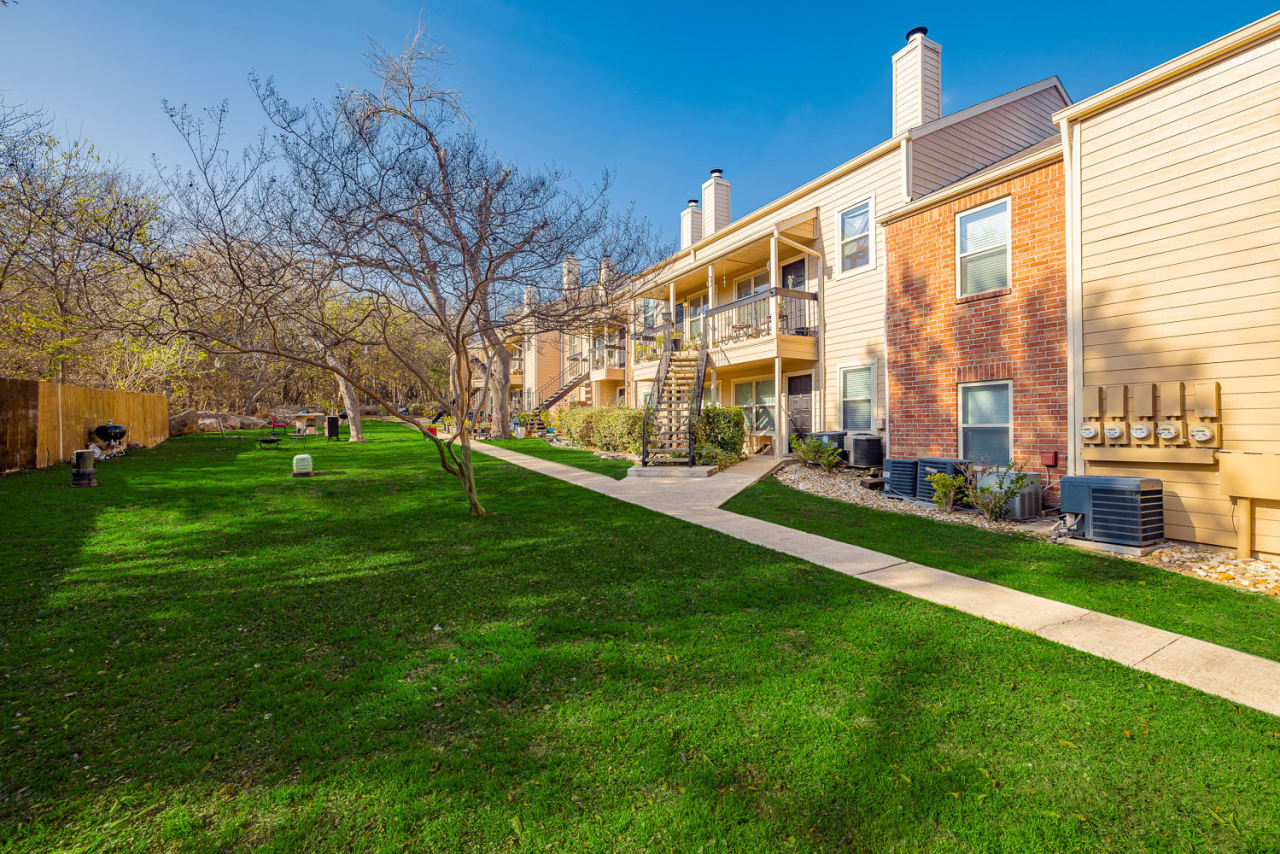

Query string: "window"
[[735, 271, 771, 326], [960, 381, 1012, 465], [642, 298, 658, 329], [840, 365, 874, 432], [839, 200, 872, 273], [616, 387, 626, 405], [957, 199, 1010, 297], [687, 293, 708, 338], [734, 379, 776, 434]]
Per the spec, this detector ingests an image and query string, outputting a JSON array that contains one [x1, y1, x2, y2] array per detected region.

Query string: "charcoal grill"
[[90, 421, 128, 459]]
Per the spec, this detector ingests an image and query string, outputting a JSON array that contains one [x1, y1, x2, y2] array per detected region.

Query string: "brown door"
[[787, 374, 812, 448]]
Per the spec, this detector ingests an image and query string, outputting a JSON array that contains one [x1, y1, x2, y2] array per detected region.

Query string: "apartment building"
[[628, 28, 1069, 459], [881, 139, 1068, 493], [1057, 11, 1280, 558]]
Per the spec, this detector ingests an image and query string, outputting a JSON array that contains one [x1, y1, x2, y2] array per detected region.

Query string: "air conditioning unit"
[[973, 467, 1043, 520], [1059, 475, 1163, 547], [882, 458, 918, 499], [917, 458, 967, 503]]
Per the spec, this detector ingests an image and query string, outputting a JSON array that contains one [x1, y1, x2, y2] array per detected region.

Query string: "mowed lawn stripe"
[[0, 422, 1276, 852]]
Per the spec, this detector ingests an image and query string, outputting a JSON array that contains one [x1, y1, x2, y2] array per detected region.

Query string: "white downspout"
[[1060, 118, 1083, 477]]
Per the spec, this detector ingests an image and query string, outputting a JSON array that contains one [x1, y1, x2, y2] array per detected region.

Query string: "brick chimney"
[[892, 27, 942, 136], [680, 199, 703, 249], [701, 169, 730, 236], [561, 254, 579, 295]]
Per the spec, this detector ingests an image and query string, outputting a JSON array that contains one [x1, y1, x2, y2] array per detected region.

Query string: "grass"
[[0, 421, 1275, 852], [724, 475, 1280, 663], [484, 437, 633, 479]]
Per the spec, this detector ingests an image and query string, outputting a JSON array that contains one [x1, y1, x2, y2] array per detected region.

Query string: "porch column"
[[668, 281, 676, 326], [706, 264, 715, 345], [769, 230, 780, 335], [774, 356, 784, 460]]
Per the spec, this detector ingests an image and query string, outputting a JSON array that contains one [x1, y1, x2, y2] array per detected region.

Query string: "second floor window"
[[957, 199, 1010, 297], [839, 200, 872, 273]]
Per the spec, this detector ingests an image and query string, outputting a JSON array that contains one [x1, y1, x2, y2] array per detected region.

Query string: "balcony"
[[588, 345, 625, 382], [632, 288, 818, 379]]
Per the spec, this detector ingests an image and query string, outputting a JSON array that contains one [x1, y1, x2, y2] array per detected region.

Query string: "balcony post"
[[774, 356, 785, 460], [706, 264, 715, 346], [769, 230, 780, 337]]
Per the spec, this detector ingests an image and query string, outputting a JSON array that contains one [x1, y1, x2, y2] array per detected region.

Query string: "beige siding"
[[911, 87, 1065, 198], [1075, 31, 1280, 555]]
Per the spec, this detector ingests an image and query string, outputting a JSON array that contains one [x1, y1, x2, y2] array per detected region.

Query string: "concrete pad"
[[626, 465, 716, 478], [1036, 612, 1182, 667], [861, 562, 1091, 633], [1134, 636, 1280, 717]]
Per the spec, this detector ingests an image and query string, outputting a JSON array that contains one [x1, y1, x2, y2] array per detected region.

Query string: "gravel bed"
[[776, 464, 1280, 600]]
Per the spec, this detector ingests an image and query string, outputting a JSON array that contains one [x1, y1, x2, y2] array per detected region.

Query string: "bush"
[[696, 443, 740, 471], [557, 406, 646, 453], [790, 435, 842, 473], [962, 462, 1030, 521], [692, 404, 746, 457], [557, 405, 598, 446], [925, 472, 965, 512], [593, 407, 646, 454]]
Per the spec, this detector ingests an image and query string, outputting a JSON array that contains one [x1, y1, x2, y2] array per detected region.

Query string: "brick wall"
[[885, 156, 1068, 491]]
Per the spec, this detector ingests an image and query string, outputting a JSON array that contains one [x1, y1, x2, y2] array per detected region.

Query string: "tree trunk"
[[325, 353, 365, 442], [489, 348, 513, 439]]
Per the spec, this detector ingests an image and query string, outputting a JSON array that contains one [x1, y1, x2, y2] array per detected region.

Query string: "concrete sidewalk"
[[474, 442, 1280, 718]]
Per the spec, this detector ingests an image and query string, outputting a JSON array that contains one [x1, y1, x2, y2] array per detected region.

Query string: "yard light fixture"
[[292, 453, 314, 478]]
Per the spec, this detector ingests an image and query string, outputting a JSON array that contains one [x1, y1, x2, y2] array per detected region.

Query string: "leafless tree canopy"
[[96, 27, 664, 515]]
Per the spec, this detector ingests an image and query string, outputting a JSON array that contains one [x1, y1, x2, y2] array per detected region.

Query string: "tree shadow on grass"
[[1, 424, 1277, 851]]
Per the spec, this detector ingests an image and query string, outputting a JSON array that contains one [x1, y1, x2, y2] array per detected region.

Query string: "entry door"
[[786, 374, 813, 447]]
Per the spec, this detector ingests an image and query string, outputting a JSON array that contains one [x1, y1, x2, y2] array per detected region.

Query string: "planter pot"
[[514, 426, 527, 439]]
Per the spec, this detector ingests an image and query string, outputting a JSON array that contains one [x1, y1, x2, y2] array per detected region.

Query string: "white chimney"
[[701, 169, 730, 236], [892, 26, 942, 136], [597, 256, 616, 294], [523, 286, 537, 309], [680, 199, 703, 248], [562, 254, 579, 295]]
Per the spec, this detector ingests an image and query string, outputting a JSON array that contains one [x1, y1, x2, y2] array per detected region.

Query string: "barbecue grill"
[[90, 421, 128, 458]]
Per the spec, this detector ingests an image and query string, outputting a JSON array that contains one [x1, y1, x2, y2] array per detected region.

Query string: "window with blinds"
[[840, 365, 873, 432], [957, 199, 1010, 297], [960, 381, 1012, 465], [734, 379, 776, 434]]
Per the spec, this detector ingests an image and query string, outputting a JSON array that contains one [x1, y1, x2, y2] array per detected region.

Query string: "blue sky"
[[2, 1, 1275, 241]]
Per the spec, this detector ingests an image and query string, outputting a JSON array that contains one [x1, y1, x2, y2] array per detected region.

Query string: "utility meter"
[[1190, 423, 1220, 448], [1080, 423, 1102, 444], [1104, 422, 1128, 443], [1157, 421, 1187, 444], [1130, 422, 1158, 445]]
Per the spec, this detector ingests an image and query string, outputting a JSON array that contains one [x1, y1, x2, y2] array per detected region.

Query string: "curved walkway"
[[474, 442, 1280, 718]]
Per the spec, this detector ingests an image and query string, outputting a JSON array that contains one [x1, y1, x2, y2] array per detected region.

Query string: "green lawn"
[[0, 422, 1276, 852], [484, 437, 633, 479], [724, 476, 1280, 663]]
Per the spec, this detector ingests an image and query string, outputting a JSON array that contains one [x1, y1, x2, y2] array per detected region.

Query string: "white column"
[[706, 264, 715, 346], [774, 357, 785, 459], [769, 231, 780, 337]]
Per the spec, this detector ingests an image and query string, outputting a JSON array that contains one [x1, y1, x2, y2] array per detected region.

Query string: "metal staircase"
[[531, 360, 589, 412], [641, 335, 711, 466]]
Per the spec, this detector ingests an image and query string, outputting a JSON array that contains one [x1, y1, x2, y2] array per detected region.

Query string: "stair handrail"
[[687, 334, 711, 466], [640, 332, 676, 467], [530, 357, 590, 412]]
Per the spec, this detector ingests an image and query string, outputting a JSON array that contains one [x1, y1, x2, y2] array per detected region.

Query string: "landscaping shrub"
[[925, 472, 965, 512], [692, 404, 746, 456], [557, 406, 646, 453], [593, 407, 646, 454], [696, 443, 740, 471], [790, 435, 842, 472], [962, 462, 1030, 521], [557, 405, 598, 446]]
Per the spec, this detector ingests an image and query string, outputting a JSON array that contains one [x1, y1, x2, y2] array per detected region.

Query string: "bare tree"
[[102, 28, 661, 515]]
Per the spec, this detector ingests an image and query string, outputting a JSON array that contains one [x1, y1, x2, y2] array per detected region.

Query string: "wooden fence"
[[1, 378, 169, 470]]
